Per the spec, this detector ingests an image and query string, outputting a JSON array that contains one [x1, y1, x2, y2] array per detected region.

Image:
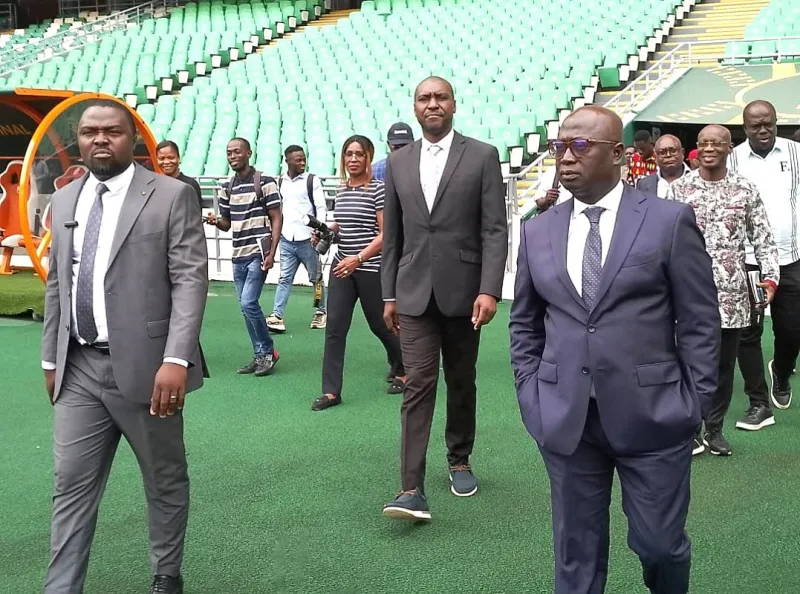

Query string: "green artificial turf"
[[0, 271, 45, 317], [1, 281, 799, 593]]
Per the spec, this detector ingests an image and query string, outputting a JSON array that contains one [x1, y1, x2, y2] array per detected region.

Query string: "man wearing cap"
[[688, 149, 700, 170], [372, 122, 415, 182]]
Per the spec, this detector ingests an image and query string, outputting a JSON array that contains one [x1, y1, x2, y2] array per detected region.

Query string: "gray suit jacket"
[[41, 163, 209, 403], [636, 172, 660, 196], [382, 131, 509, 317]]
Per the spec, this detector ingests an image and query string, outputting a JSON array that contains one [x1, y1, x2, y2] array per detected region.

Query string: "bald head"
[[562, 106, 623, 142], [699, 124, 731, 144], [696, 124, 732, 179], [556, 106, 624, 204], [655, 134, 681, 150], [744, 100, 776, 120]]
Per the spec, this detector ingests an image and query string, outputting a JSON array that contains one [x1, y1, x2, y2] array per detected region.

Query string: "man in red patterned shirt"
[[627, 130, 657, 184]]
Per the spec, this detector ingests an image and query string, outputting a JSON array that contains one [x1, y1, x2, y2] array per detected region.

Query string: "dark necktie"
[[582, 206, 604, 310], [76, 182, 108, 343]]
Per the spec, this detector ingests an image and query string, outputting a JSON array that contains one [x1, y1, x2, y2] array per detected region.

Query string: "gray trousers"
[[44, 342, 189, 594]]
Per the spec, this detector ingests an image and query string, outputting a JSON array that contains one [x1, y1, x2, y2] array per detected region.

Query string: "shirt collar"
[[743, 136, 787, 160], [572, 180, 624, 220], [421, 128, 455, 154], [88, 162, 135, 195], [657, 163, 690, 180], [283, 171, 307, 182]]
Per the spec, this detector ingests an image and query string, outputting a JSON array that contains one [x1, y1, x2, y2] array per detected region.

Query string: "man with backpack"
[[267, 145, 329, 332], [205, 137, 282, 376]]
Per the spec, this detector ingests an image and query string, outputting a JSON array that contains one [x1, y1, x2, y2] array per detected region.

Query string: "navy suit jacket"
[[509, 186, 721, 456]]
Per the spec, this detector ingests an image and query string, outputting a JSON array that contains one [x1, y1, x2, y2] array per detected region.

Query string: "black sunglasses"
[[548, 138, 619, 158]]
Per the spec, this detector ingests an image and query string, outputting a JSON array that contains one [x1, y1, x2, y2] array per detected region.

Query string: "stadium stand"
[[0, 18, 84, 51], [133, 0, 688, 177], [724, 1, 800, 64], [0, 0, 686, 176]]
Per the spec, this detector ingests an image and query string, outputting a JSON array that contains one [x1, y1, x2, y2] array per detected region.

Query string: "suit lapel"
[[592, 187, 647, 310], [107, 164, 156, 270], [407, 141, 429, 220], [548, 199, 585, 310], [59, 174, 88, 281], [430, 132, 466, 214]]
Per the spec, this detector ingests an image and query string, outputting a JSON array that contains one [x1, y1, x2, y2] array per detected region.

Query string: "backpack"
[[277, 173, 317, 218], [225, 170, 271, 215]]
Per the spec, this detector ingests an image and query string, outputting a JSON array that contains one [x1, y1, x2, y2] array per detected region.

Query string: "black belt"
[[72, 338, 111, 354]]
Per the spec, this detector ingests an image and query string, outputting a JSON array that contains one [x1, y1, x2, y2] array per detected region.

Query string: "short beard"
[[87, 158, 130, 181]]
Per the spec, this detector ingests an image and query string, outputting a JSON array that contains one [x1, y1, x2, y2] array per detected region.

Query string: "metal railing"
[[0, 0, 169, 77], [195, 169, 524, 278]]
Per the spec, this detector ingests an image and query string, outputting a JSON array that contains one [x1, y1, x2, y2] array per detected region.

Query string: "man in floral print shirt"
[[666, 124, 779, 457]]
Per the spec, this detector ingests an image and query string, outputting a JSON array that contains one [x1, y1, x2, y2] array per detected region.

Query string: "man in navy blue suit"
[[509, 106, 721, 594]]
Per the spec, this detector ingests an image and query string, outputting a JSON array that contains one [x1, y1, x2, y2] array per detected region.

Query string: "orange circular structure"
[[14, 91, 160, 282]]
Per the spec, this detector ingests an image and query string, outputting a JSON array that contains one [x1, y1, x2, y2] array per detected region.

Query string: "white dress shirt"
[[279, 171, 327, 240], [42, 164, 186, 370], [566, 180, 624, 295], [730, 137, 800, 265], [419, 128, 455, 211], [656, 164, 691, 198]]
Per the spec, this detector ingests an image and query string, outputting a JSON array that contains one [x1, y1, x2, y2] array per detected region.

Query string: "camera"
[[303, 214, 339, 255]]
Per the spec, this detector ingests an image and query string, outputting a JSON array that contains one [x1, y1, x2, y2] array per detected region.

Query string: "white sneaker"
[[266, 314, 286, 333], [310, 312, 327, 329]]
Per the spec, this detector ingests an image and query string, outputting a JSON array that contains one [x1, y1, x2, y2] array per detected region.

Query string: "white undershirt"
[[419, 128, 455, 211]]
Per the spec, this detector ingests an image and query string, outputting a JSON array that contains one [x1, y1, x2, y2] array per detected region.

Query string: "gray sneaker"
[[449, 464, 478, 497], [254, 351, 279, 377], [383, 489, 431, 521]]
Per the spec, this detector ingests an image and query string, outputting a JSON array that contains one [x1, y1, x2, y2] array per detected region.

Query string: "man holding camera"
[[267, 145, 329, 333]]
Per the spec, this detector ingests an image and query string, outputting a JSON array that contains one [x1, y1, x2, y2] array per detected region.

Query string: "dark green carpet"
[[2, 281, 799, 593]]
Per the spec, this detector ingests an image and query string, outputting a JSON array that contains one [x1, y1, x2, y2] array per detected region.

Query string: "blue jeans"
[[233, 257, 274, 357], [272, 237, 327, 318]]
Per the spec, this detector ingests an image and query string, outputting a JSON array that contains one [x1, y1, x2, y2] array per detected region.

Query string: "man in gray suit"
[[381, 76, 508, 521], [41, 100, 208, 594]]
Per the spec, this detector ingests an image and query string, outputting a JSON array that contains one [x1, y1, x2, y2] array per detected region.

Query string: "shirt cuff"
[[164, 357, 189, 368], [42, 361, 56, 371], [383, 298, 396, 302]]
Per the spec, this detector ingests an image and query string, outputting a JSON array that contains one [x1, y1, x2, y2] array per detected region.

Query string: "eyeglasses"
[[655, 147, 681, 157], [696, 141, 729, 149], [548, 138, 618, 158]]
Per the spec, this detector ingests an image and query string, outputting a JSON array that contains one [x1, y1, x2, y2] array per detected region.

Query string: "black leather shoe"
[[150, 575, 183, 594]]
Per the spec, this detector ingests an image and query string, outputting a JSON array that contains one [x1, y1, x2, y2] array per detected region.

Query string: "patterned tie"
[[76, 182, 108, 343], [582, 206, 604, 310]]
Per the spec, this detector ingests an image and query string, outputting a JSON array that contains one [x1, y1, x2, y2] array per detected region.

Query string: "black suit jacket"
[[382, 131, 509, 317], [636, 173, 660, 196]]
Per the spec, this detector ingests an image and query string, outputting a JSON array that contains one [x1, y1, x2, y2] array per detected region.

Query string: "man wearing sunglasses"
[[510, 106, 720, 594], [636, 135, 690, 198], [667, 124, 779, 456]]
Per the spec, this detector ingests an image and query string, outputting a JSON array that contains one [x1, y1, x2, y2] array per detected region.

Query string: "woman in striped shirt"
[[312, 135, 407, 411]]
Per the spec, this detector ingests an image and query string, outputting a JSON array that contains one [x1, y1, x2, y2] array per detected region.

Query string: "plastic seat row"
[[724, 1, 800, 64], [137, 0, 682, 176]]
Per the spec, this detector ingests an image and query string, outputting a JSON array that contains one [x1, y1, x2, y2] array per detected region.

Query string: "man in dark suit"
[[636, 134, 690, 198], [41, 101, 208, 594], [509, 106, 720, 593], [381, 76, 508, 521]]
